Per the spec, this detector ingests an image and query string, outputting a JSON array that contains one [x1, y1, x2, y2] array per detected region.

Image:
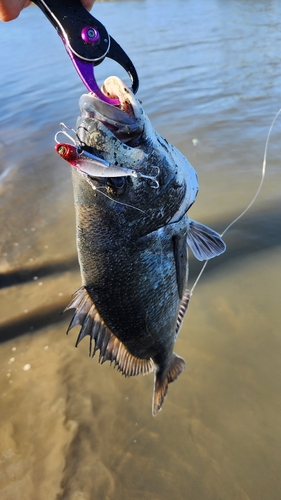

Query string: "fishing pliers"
[[32, 0, 139, 105]]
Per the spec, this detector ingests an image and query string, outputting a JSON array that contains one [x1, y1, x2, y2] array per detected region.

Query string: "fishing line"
[[190, 107, 281, 296], [84, 174, 146, 214]]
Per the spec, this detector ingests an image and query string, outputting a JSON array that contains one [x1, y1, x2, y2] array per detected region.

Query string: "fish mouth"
[[79, 76, 143, 145]]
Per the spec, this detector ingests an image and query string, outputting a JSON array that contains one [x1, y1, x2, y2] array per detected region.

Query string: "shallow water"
[[0, 0, 281, 499]]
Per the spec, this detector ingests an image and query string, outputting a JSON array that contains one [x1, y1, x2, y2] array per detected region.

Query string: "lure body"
[[56, 143, 138, 178]]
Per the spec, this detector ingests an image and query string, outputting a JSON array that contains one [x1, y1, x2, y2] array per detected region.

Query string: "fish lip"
[[80, 94, 137, 126], [79, 77, 143, 143]]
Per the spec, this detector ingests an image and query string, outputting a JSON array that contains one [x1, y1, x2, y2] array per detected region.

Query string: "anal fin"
[[152, 353, 185, 416], [175, 289, 191, 338], [64, 286, 154, 377]]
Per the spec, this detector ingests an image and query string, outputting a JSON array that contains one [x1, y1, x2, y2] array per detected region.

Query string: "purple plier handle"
[[32, 0, 139, 105]]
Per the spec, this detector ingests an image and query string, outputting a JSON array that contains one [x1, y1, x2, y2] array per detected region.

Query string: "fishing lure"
[[56, 142, 137, 178], [55, 141, 160, 188]]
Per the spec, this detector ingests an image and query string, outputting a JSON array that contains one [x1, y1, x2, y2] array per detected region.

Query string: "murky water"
[[1, 0, 281, 498]]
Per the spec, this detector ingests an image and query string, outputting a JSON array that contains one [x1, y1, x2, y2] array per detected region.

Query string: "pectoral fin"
[[186, 219, 226, 261]]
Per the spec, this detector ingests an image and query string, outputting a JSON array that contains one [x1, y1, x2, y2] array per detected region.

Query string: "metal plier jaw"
[[32, 0, 139, 105]]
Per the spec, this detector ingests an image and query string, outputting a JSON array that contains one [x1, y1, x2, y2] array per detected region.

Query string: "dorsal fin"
[[64, 286, 154, 377]]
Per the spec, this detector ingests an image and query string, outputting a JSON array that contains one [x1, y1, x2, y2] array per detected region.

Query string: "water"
[[0, 0, 281, 498]]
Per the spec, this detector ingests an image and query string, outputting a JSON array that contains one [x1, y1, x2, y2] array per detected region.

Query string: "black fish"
[[63, 77, 225, 415]]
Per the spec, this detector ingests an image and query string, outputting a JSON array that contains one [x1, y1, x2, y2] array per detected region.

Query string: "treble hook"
[[138, 166, 160, 189], [54, 123, 76, 145]]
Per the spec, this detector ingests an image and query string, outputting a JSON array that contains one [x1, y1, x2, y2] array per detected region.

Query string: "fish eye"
[[112, 177, 125, 188], [106, 177, 126, 196]]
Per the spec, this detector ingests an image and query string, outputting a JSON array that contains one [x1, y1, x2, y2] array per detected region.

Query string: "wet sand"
[[1, 0, 281, 498], [1, 247, 281, 500]]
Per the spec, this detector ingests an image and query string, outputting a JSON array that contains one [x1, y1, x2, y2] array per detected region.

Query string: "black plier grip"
[[32, 0, 139, 105]]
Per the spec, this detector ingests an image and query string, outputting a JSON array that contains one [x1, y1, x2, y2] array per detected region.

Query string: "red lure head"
[[55, 143, 77, 165]]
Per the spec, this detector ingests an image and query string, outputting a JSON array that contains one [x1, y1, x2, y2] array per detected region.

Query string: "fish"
[[59, 76, 226, 415]]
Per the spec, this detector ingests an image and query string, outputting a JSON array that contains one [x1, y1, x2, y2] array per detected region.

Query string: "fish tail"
[[152, 353, 185, 416]]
